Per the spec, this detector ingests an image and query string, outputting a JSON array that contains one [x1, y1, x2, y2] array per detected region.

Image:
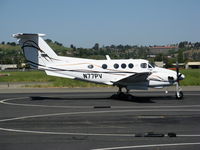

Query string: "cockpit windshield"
[[148, 62, 155, 68]]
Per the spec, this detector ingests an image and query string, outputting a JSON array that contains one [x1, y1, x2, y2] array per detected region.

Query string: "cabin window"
[[149, 62, 155, 68], [114, 63, 119, 69], [88, 64, 94, 69], [128, 63, 134, 68], [121, 63, 126, 69], [140, 63, 147, 68], [102, 64, 107, 69]]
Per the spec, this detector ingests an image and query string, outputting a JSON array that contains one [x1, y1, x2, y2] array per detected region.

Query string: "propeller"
[[176, 61, 180, 85], [176, 60, 183, 84], [175, 60, 184, 99]]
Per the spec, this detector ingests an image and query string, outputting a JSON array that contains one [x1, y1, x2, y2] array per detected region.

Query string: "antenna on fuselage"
[[106, 55, 111, 60]]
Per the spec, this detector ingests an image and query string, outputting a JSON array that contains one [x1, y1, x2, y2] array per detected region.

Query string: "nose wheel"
[[175, 82, 183, 100], [176, 90, 183, 99]]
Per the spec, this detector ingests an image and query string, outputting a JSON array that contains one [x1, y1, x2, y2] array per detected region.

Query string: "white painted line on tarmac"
[[1, 126, 200, 137], [0, 108, 200, 137], [1, 97, 200, 137], [0, 97, 92, 109], [0, 97, 28, 104], [92, 142, 200, 150], [2, 97, 200, 109], [113, 105, 200, 109], [185, 94, 200, 96], [0, 127, 135, 137], [1, 108, 200, 122], [179, 135, 200, 137]]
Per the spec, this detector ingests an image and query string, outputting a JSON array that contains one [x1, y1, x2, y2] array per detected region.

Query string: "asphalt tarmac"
[[0, 88, 200, 150]]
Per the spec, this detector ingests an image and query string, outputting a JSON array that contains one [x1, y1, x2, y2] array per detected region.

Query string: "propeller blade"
[[176, 60, 180, 85], [176, 61, 179, 76], [178, 73, 182, 79]]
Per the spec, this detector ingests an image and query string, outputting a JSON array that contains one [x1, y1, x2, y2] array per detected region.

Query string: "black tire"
[[176, 91, 183, 100], [118, 92, 125, 98], [127, 94, 133, 100]]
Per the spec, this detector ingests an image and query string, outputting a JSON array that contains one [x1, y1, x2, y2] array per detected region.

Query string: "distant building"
[[149, 46, 178, 55], [185, 62, 200, 69], [172, 63, 185, 68], [0, 64, 17, 70], [155, 61, 165, 68], [0, 63, 26, 70], [147, 54, 156, 58]]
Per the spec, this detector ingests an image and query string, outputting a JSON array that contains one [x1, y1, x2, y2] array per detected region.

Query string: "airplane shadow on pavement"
[[30, 96, 109, 101], [30, 94, 176, 103], [110, 95, 175, 103]]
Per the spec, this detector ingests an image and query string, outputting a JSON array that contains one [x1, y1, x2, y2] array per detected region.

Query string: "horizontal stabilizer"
[[13, 33, 46, 39], [45, 70, 74, 79]]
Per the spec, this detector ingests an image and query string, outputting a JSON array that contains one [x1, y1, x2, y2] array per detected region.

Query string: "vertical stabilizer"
[[13, 33, 58, 69]]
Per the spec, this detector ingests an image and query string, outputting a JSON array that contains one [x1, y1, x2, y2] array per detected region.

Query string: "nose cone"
[[179, 74, 185, 80]]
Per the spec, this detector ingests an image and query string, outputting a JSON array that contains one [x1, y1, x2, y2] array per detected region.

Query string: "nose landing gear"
[[175, 61, 184, 100], [175, 82, 183, 100], [176, 91, 183, 99]]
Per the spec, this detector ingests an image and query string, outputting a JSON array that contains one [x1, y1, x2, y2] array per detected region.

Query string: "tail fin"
[[13, 33, 58, 69]]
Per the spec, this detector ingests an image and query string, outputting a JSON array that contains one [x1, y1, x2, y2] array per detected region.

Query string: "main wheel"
[[176, 91, 183, 100]]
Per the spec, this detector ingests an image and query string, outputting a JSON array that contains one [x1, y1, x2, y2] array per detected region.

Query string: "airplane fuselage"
[[42, 56, 182, 90]]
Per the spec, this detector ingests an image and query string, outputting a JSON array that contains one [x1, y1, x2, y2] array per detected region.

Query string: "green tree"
[[154, 53, 163, 61], [93, 43, 99, 50], [177, 49, 184, 63], [45, 39, 52, 43]]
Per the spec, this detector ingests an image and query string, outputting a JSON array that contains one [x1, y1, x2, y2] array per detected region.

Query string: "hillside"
[[0, 40, 200, 68]]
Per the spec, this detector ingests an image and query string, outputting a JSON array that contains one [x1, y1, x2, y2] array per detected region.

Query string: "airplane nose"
[[181, 74, 185, 79], [179, 74, 185, 80]]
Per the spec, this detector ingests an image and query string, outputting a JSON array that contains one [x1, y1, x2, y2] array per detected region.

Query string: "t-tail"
[[13, 33, 58, 69]]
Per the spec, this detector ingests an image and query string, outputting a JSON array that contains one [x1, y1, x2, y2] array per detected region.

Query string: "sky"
[[0, 0, 200, 48]]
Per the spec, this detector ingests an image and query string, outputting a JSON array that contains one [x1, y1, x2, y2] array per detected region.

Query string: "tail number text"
[[83, 73, 102, 79]]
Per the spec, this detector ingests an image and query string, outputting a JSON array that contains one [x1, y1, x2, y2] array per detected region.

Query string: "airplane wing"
[[113, 72, 151, 89]]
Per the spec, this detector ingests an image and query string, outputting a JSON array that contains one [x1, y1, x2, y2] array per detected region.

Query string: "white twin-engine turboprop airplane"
[[13, 33, 185, 99]]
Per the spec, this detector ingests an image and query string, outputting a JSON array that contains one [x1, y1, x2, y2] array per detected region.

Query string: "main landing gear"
[[112, 85, 184, 100], [111, 86, 133, 100]]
